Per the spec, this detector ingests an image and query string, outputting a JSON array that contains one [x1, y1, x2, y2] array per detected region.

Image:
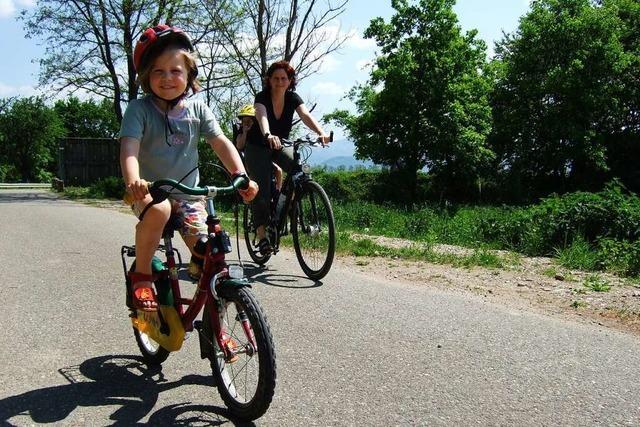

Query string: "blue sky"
[[1, 0, 531, 125]]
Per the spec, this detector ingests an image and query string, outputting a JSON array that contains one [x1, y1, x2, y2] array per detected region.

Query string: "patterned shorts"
[[130, 197, 208, 238]]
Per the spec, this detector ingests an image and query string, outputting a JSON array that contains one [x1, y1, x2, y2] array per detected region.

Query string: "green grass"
[[63, 181, 640, 278], [583, 274, 611, 292], [571, 300, 588, 309], [555, 237, 599, 271], [63, 186, 93, 199], [335, 232, 511, 269]]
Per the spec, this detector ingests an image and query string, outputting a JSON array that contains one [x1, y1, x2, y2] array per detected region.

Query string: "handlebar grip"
[[231, 173, 250, 190]]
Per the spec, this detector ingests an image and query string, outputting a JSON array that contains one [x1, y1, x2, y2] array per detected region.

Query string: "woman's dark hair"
[[262, 60, 297, 92]]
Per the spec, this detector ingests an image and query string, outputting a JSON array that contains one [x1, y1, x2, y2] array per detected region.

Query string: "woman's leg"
[[245, 143, 275, 241]]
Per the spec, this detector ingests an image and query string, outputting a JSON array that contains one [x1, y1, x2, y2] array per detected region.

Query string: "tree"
[[20, 0, 350, 122], [0, 97, 64, 182], [490, 0, 640, 199], [20, 0, 227, 121], [326, 0, 493, 201], [54, 97, 119, 138], [198, 0, 350, 98]]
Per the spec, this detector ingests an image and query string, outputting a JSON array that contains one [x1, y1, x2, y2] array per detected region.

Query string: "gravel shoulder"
[[346, 234, 640, 337], [81, 196, 640, 338]]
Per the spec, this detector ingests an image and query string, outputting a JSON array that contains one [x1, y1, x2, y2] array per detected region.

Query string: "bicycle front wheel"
[[243, 204, 272, 265], [205, 286, 276, 421], [291, 180, 336, 280]]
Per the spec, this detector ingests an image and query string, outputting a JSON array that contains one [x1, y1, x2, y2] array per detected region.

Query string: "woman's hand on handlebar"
[[318, 134, 332, 145], [266, 134, 282, 150], [126, 179, 150, 201]]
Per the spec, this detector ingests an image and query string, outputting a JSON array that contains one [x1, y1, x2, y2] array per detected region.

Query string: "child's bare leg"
[[133, 198, 171, 307], [256, 225, 266, 240], [183, 234, 201, 257], [273, 164, 283, 191]]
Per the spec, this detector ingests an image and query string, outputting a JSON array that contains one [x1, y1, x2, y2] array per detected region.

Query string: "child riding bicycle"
[[234, 104, 283, 195], [119, 24, 258, 311]]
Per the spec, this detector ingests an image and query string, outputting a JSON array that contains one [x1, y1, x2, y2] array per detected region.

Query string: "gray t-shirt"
[[120, 96, 222, 195]]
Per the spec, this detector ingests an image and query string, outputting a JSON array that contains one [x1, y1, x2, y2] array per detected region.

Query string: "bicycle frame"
[[123, 196, 256, 360], [268, 140, 315, 251]]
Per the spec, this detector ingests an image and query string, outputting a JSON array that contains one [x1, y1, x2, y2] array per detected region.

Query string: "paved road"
[[1, 189, 640, 426]]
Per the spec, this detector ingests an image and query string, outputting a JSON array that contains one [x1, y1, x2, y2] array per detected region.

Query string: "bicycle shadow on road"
[[0, 354, 255, 426], [241, 263, 324, 289]]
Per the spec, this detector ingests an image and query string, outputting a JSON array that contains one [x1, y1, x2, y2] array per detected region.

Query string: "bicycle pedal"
[[193, 320, 203, 331]]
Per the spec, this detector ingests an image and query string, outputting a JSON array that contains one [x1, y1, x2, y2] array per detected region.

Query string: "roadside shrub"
[[555, 236, 599, 271], [313, 168, 431, 206], [596, 239, 640, 277], [90, 176, 124, 199], [333, 201, 404, 234], [529, 182, 640, 246]]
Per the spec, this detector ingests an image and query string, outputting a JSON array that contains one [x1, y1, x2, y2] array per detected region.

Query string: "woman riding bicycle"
[[119, 24, 258, 311], [244, 60, 331, 256]]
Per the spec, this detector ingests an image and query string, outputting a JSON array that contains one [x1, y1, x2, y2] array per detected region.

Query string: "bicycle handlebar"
[[149, 174, 250, 198], [135, 174, 249, 221], [280, 130, 334, 147]]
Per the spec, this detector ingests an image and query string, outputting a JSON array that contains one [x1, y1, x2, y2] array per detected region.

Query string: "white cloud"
[[317, 55, 340, 74], [0, 0, 16, 18], [310, 81, 345, 96], [346, 29, 376, 50], [0, 0, 34, 18], [0, 82, 40, 97]]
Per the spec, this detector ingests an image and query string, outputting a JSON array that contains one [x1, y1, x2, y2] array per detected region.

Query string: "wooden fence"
[[58, 138, 120, 186]]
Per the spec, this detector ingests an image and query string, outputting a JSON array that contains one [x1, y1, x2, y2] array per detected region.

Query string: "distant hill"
[[307, 139, 376, 169], [321, 156, 375, 169]]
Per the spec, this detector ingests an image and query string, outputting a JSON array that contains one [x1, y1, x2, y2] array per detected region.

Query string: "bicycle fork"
[[196, 279, 257, 363]]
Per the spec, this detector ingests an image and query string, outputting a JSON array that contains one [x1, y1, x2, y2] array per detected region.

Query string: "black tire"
[[291, 180, 336, 280], [133, 324, 170, 366], [204, 287, 276, 421], [243, 204, 272, 265]]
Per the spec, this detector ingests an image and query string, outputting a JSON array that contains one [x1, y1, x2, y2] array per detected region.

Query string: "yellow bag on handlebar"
[[131, 305, 185, 352]]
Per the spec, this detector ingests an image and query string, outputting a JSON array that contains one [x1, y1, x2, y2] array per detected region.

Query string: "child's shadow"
[[0, 354, 254, 426]]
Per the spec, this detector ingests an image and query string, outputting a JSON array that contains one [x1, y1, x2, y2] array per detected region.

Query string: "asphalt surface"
[[1, 189, 639, 426]]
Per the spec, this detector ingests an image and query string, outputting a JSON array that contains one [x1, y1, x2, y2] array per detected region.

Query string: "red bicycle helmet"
[[133, 24, 195, 72]]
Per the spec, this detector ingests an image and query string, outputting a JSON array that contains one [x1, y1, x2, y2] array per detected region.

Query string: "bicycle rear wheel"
[[204, 287, 276, 421], [243, 204, 272, 265], [291, 180, 336, 280]]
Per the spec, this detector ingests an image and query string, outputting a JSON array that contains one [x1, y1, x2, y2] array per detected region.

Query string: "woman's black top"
[[247, 90, 304, 146]]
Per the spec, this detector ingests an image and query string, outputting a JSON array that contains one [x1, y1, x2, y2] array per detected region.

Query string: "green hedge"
[[331, 179, 640, 276]]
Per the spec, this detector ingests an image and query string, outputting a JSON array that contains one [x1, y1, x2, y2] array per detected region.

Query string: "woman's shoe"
[[257, 238, 273, 256]]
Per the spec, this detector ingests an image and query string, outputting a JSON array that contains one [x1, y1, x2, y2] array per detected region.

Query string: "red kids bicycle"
[[120, 174, 276, 421]]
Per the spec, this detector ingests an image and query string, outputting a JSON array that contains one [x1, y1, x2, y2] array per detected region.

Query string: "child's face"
[[241, 117, 254, 129], [149, 48, 188, 101]]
